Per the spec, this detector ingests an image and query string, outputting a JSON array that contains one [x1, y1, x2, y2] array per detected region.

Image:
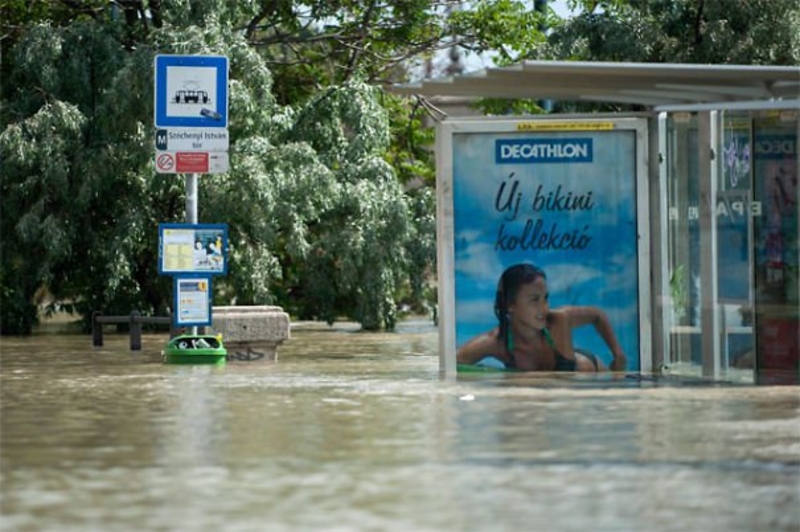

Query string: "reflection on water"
[[1, 319, 799, 532]]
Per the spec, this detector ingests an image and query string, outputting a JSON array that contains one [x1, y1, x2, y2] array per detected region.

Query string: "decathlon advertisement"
[[440, 119, 649, 372]]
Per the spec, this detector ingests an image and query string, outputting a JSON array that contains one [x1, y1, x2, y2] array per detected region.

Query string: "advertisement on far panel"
[[436, 118, 650, 375]]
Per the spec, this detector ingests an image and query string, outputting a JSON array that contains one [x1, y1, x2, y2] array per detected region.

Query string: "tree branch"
[[693, 0, 705, 47]]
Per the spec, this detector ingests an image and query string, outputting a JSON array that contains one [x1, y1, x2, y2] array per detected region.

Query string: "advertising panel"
[[437, 118, 650, 375]]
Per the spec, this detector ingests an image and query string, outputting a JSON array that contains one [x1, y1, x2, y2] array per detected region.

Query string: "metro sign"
[[155, 128, 229, 151]]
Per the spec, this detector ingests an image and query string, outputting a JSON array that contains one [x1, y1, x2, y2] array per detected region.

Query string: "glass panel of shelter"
[[751, 112, 799, 384], [665, 112, 701, 374], [718, 111, 755, 375], [664, 110, 799, 382]]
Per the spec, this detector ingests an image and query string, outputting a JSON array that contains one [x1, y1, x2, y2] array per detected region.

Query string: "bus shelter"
[[393, 61, 800, 383]]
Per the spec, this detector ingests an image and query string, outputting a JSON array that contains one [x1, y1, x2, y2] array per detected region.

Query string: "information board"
[[159, 223, 228, 275], [174, 276, 212, 327]]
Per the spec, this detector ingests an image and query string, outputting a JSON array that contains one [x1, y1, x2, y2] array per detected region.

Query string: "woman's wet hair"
[[494, 263, 546, 355]]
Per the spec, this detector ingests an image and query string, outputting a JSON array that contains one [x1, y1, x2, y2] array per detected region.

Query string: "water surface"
[[2, 320, 798, 532]]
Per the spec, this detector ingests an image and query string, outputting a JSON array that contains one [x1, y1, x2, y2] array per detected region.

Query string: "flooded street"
[[2, 319, 799, 532]]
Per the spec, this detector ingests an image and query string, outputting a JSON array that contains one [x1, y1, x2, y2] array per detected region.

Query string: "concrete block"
[[210, 306, 291, 361]]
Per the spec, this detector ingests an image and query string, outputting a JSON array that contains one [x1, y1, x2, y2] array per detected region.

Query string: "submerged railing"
[[92, 311, 179, 351]]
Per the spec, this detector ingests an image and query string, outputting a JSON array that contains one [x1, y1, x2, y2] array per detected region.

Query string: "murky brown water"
[[1, 319, 799, 532]]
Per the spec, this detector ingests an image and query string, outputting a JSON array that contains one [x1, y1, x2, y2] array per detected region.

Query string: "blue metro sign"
[[154, 55, 229, 128]]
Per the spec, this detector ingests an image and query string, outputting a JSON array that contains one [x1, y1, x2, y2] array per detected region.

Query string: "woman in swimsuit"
[[456, 263, 627, 372]]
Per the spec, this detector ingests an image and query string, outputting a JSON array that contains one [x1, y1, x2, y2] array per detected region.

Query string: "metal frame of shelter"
[[392, 61, 800, 381]]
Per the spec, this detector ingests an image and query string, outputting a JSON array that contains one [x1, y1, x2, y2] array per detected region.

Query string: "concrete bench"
[[209, 306, 290, 361]]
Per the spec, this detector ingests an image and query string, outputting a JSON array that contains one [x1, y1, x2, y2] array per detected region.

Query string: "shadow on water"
[[1, 317, 798, 532]]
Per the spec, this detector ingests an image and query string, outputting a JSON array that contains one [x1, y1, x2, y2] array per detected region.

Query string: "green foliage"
[[383, 93, 435, 187], [542, 0, 800, 66], [2, 2, 439, 334], [288, 81, 391, 167], [0, 99, 86, 334], [449, 1, 548, 64], [239, 1, 447, 104], [402, 186, 437, 313], [203, 77, 418, 330], [472, 97, 547, 117], [511, 0, 799, 114]]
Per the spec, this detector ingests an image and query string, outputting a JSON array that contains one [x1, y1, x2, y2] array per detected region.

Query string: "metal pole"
[[130, 310, 142, 351], [92, 311, 103, 347], [698, 112, 721, 379], [186, 173, 198, 224], [186, 173, 198, 335]]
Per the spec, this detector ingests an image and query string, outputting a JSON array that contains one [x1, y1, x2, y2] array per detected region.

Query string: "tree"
[[2, 1, 565, 334], [1, 19, 156, 334], [555, 0, 800, 64], [2, 2, 447, 333]]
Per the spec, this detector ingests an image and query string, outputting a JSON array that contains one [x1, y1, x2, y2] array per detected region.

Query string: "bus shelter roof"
[[391, 60, 800, 111]]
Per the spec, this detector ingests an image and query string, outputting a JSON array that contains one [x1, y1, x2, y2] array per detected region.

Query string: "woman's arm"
[[456, 330, 503, 365], [563, 306, 627, 371]]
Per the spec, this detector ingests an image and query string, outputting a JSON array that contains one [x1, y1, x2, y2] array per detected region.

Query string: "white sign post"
[[154, 55, 229, 332]]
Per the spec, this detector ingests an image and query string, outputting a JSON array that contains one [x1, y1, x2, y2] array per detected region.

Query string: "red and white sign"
[[155, 151, 229, 174], [176, 152, 208, 172], [156, 152, 175, 172]]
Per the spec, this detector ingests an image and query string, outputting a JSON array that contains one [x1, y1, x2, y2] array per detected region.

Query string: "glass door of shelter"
[[718, 111, 756, 375], [663, 112, 704, 374], [663, 109, 799, 383]]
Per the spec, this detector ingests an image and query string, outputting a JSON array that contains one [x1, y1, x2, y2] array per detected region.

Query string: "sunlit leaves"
[[1, 1, 440, 333], [289, 79, 390, 168], [541, 0, 800, 66], [449, 1, 547, 64]]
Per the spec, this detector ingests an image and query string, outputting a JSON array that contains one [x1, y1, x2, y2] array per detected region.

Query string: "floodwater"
[[1, 319, 799, 532]]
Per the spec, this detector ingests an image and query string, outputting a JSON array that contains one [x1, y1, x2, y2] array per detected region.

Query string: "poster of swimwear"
[[435, 117, 651, 374]]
